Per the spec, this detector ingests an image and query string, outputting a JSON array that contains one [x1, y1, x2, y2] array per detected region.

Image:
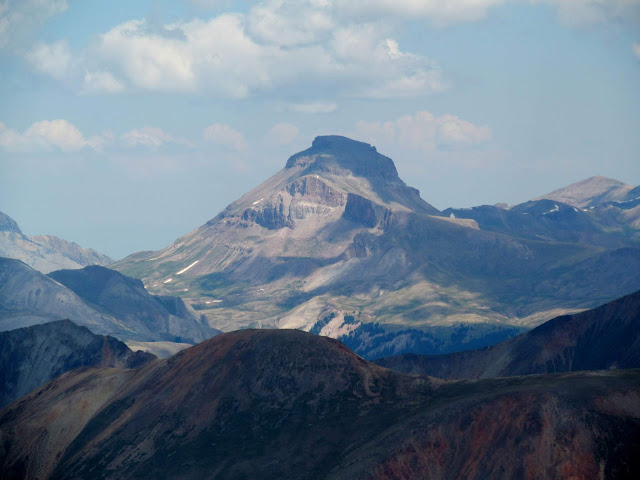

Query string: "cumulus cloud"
[[633, 42, 640, 60], [26, 40, 73, 80], [203, 123, 248, 151], [0, 119, 108, 152], [266, 122, 299, 146], [83, 70, 125, 94], [27, 2, 445, 100], [354, 110, 492, 152], [121, 126, 191, 149]]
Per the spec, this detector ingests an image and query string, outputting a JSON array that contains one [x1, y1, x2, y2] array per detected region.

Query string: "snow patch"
[[163, 278, 172, 284], [176, 260, 199, 275], [542, 204, 560, 215], [252, 198, 264, 205], [449, 213, 456, 219]]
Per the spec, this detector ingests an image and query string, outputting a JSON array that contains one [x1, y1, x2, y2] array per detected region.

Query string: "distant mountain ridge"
[[535, 175, 636, 208], [111, 137, 640, 359], [0, 320, 155, 407], [0, 210, 112, 274], [375, 289, 640, 379], [0, 257, 220, 344]]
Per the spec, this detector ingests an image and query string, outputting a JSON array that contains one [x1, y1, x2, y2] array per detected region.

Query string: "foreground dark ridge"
[[0, 320, 155, 407], [375, 289, 640, 379], [1, 329, 638, 479]]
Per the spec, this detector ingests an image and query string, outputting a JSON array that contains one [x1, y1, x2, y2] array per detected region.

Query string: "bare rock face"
[[343, 193, 393, 229]]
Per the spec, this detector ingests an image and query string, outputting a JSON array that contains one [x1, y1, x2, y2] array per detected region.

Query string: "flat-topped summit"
[[285, 135, 399, 183]]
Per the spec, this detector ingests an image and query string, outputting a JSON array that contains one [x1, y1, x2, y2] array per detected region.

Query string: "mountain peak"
[[311, 135, 377, 152], [285, 135, 398, 182], [535, 175, 634, 208], [0, 211, 22, 234]]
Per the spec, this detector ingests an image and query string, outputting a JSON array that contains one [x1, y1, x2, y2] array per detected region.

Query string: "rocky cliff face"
[[0, 320, 155, 407], [0, 329, 638, 480], [343, 193, 393, 229]]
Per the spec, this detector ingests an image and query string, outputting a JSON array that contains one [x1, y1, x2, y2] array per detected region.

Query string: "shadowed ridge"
[[375, 289, 640, 379], [0, 319, 156, 407], [1, 328, 639, 479]]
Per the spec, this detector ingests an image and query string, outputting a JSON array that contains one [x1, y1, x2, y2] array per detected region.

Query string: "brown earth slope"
[[1, 329, 638, 479]]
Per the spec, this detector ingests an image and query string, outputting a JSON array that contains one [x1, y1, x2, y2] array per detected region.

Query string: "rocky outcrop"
[[0, 320, 155, 407], [242, 196, 293, 230], [286, 175, 345, 207], [241, 176, 346, 229], [343, 193, 393, 228]]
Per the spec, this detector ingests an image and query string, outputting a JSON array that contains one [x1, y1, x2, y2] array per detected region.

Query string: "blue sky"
[[1, 0, 639, 259]]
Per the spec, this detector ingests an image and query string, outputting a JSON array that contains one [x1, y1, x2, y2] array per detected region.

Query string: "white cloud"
[[0, 119, 108, 152], [27, 40, 73, 80], [121, 126, 191, 149], [0, 0, 68, 51], [247, 0, 334, 47], [287, 101, 338, 114], [203, 123, 248, 151], [354, 110, 492, 152], [633, 42, 640, 60], [266, 122, 299, 146], [83, 70, 125, 94], [28, 4, 445, 100], [336, 0, 507, 25]]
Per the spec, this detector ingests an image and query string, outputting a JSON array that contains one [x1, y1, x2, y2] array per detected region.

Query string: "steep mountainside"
[[0, 329, 638, 480], [0, 320, 155, 407], [375, 289, 640, 379], [0, 211, 112, 274], [0, 257, 219, 344], [112, 137, 640, 345], [49, 266, 218, 344]]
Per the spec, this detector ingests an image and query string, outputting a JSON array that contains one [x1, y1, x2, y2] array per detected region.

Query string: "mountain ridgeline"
[[111, 136, 640, 358], [1, 329, 638, 479], [375, 289, 640, 379], [0, 211, 112, 274], [0, 320, 155, 407], [0, 258, 220, 344]]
